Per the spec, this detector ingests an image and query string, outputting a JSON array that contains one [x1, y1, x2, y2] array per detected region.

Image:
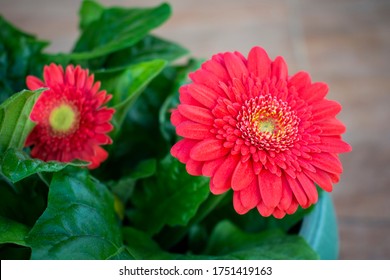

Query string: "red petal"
[[95, 108, 115, 123], [223, 52, 248, 80], [286, 199, 299, 214], [202, 57, 230, 81], [179, 85, 201, 106], [211, 155, 240, 194], [170, 139, 197, 163], [301, 82, 329, 103], [44, 64, 64, 87], [279, 176, 293, 210], [94, 133, 112, 145], [178, 104, 214, 125], [65, 65, 75, 85], [285, 174, 308, 207], [176, 121, 213, 140], [190, 139, 229, 161], [271, 56, 288, 80], [288, 71, 311, 92], [88, 146, 108, 169], [257, 201, 274, 217], [94, 123, 113, 133], [317, 136, 352, 153], [26, 76, 45, 90], [311, 100, 342, 120], [95, 90, 109, 107], [85, 74, 95, 90], [304, 169, 334, 192], [310, 153, 343, 174], [272, 207, 287, 219], [189, 69, 224, 96], [170, 109, 186, 126], [202, 157, 225, 176], [186, 159, 203, 176], [233, 191, 250, 215], [258, 170, 283, 208], [231, 160, 255, 191], [239, 179, 261, 209], [187, 83, 219, 109], [247, 46, 271, 81], [296, 172, 318, 204], [317, 118, 346, 135]]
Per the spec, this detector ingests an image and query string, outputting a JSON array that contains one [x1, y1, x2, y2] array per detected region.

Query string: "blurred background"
[[1, 0, 389, 259]]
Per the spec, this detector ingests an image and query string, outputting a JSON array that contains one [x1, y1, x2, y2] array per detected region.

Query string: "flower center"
[[49, 104, 78, 135], [257, 117, 276, 134], [236, 96, 300, 152]]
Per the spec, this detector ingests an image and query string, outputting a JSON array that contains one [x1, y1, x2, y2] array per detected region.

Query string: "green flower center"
[[257, 117, 276, 134], [49, 104, 77, 133]]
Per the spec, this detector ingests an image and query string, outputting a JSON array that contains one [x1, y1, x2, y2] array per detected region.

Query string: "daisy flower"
[[25, 63, 115, 169], [170, 46, 351, 218]]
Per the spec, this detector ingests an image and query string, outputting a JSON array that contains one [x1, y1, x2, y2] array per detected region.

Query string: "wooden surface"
[[2, 0, 390, 259]]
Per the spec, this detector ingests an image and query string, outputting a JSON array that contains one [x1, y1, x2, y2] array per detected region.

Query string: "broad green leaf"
[[0, 16, 49, 101], [26, 169, 133, 259], [70, 3, 171, 61], [0, 148, 88, 183], [78, 0, 104, 31], [203, 220, 318, 260], [0, 88, 44, 153], [0, 215, 30, 246], [129, 155, 210, 236], [104, 35, 189, 68], [95, 59, 166, 129]]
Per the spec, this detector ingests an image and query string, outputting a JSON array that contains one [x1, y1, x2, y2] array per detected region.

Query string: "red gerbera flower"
[[170, 46, 351, 218], [25, 63, 115, 169]]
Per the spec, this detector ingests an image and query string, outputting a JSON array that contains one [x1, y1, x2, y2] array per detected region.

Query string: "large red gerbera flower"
[[170, 46, 351, 218], [25, 63, 115, 169]]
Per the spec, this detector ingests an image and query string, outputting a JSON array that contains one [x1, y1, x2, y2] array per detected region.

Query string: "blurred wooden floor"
[[2, 0, 390, 259]]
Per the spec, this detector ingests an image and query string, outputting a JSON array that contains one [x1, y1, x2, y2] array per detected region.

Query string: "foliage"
[[0, 0, 319, 260]]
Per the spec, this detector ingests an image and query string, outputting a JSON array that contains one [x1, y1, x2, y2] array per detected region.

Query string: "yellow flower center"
[[49, 104, 77, 134]]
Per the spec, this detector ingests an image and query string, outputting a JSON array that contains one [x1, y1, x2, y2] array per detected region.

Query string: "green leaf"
[[0, 215, 30, 246], [109, 158, 156, 205], [122, 227, 174, 260], [129, 155, 210, 236], [70, 3, 171, 61], [96, 59, 167, 129], [0, 88, 44, 153], [78, 0, 104, 31], [0, 16, 49, 101], [0, 148, 88, 183], [26, 169, 133, 259], [203, 220, 319, 260], [104, 35, 188, 68]]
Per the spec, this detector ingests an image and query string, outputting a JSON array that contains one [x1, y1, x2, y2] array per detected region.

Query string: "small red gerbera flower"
[[25, 63, 115, 169], [170, 46, 351, 218]]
